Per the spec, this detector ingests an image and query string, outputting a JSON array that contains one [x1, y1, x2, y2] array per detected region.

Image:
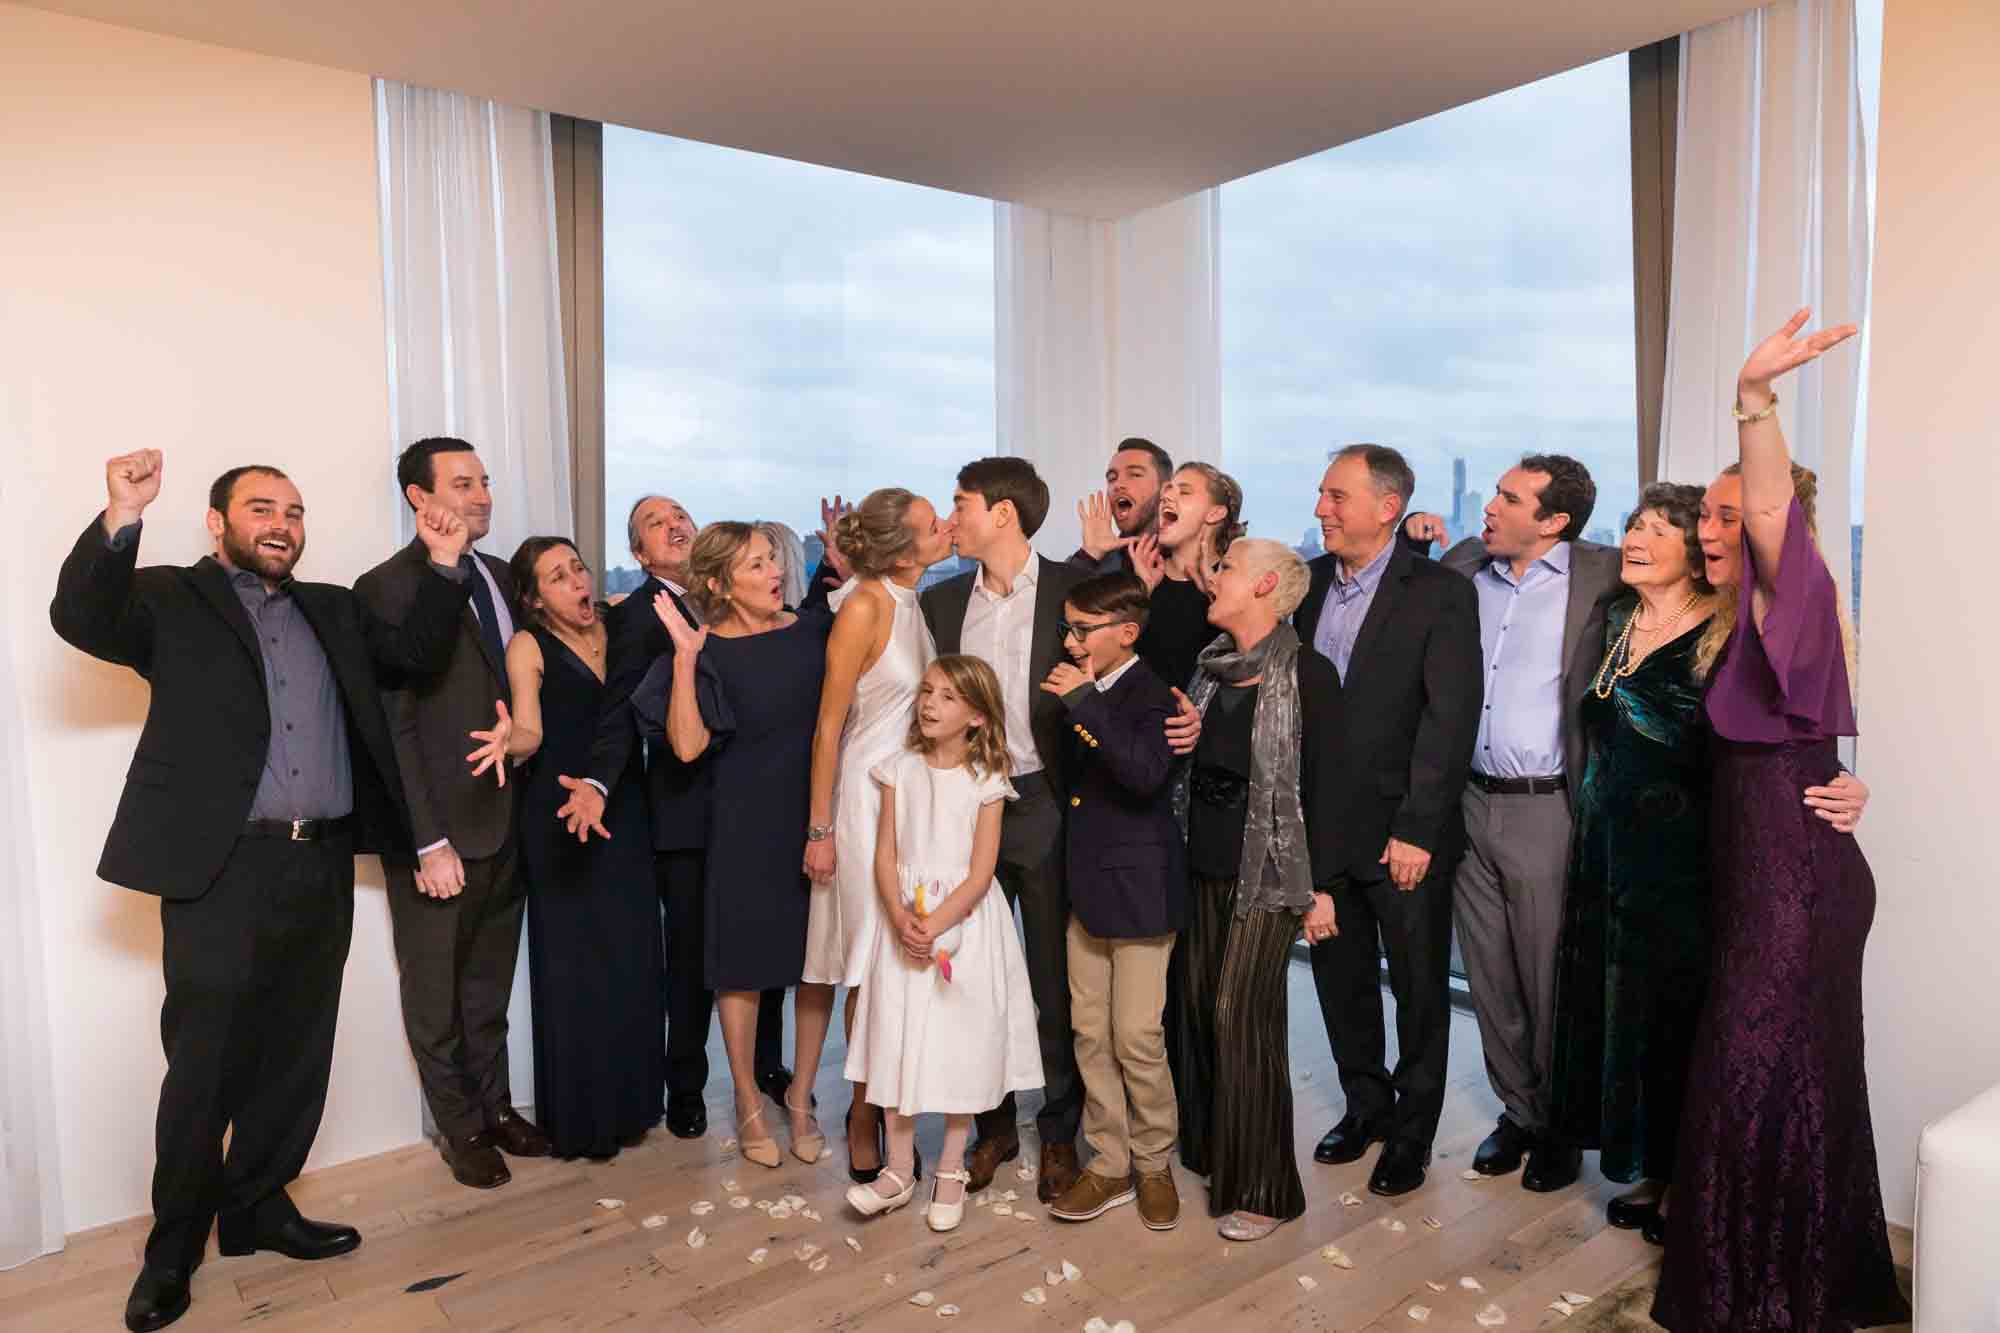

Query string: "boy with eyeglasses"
[[1039, 572, 1188, 1230]]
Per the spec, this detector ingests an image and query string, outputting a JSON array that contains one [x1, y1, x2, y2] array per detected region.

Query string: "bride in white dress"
[[804, 488, 952, 1180]]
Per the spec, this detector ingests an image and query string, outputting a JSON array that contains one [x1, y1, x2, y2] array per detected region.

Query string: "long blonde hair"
[[908, 655, 1010, 780], [1692, 462, 1854, 681]]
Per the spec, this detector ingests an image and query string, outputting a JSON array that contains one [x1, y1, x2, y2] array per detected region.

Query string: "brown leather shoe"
[[965, 1135, 1020, 1193], [1038, 1142, 1081, 1204], [490, 1107, 552, 1157], [1047, 1168, 1135, 1221], [1135, 1170, 1180, 1230], [440, 1132, 510, 1189]]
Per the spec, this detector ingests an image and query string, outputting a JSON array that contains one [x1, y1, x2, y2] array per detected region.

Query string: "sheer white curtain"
[[995, 191, 1220, 556], [375, 80, 573, 555], [376, 80, 574, 1120], [0, 571, 64, 1270], [1658, 0, 1871, 606]]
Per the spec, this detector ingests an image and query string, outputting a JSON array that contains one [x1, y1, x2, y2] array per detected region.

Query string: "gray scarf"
[[1173, 622, 1315, 918]]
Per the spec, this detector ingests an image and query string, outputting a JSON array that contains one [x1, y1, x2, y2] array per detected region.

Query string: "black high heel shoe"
[[847, 1103, 885, 1185]]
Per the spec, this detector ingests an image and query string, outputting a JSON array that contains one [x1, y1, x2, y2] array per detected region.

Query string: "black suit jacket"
[[355, 539, 517, 860], [50, 516, 470, 900], [1293, 541, 1483, 879], [1060, 659, 1186, 938], [1435, 536, 1624, 807], [919, 554, 1089, 801], [587, 575, 708, 851]]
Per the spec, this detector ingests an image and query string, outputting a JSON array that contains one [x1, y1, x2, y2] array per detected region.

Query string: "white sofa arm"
[[1915, 1082, 2000, 1330]]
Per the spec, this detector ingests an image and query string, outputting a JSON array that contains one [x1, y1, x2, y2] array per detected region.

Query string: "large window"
[[1222, 56, 1639, 557], [602, 126, 993, 594]]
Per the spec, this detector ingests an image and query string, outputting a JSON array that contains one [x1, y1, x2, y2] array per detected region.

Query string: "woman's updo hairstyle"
[[1175, 463, 1247, 555], [686, 520, 758, 621], [833, 487, 923, 579]]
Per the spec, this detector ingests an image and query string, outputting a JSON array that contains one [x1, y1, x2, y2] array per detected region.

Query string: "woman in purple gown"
[[1651, 311, 1909, 1331]]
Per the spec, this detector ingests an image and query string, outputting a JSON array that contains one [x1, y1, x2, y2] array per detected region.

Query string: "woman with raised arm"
[[633, 523, 835, 1170], [801, 488, 952, 1184], [1649, 312, 1909, 1332], [1132, 462, 1244, 692]]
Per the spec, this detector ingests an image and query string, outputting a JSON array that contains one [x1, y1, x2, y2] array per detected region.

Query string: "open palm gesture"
[[653, 590, 707, 658], [1740, 308, 1858, 394]]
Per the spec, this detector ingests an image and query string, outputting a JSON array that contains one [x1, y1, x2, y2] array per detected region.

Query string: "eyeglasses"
[[1059, 618, 1127, 641]]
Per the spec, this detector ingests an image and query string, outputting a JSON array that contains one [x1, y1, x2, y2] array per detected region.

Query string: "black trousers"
[[975, 772, 1083, 1148], [145, 834, 354, 1272], [656, 848, 785, 1110], [1308, 865, 1457, 1149], [385, 840, 525, 1140]]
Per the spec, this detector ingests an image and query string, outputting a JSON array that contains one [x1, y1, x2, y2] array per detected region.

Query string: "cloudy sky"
[[604, 10, 1883, 572]]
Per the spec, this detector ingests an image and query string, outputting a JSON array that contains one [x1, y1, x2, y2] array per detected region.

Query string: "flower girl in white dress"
[[843, 656, 1042, 1231]]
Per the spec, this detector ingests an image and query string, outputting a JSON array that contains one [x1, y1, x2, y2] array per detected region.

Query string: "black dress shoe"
[[216, 1213, 361, 1261], [1367, 1140, 1430, 1196], [1522, 1140, 1583, 1193], [1312, 1114, 1384, 1165], [1642, 1210, 1669, 1246], [440, 1132, 511, 1189], [756, 1066, 815, 1109], [124, 1265, 191, 1332], [1471, 1115, 1533, 1176], [666, 1102, 707, 1139], [490, 1107, 553, 1157], [1607, 1194, 1661, 1231]]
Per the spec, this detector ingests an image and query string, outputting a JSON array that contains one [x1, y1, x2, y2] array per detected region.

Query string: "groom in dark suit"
[[52, 451, 472, 1332], [1294, 444, 1483, 1198], [558, 494, 789, 1139]]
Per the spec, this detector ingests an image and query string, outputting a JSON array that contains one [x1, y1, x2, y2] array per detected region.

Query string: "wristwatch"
[[806, 824, 832, 842]]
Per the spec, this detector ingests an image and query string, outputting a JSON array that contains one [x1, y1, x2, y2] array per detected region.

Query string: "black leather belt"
[[1469, 773, 1566, 796], [243, 815, 354, 842]]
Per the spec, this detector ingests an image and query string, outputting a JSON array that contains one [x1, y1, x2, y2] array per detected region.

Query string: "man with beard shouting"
[[52, 451, 473, 1332], [1071, 437, 1172, 576]]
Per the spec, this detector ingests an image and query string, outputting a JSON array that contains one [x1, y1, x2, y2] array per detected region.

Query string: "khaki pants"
[[1066, 917, 1178, 1178]]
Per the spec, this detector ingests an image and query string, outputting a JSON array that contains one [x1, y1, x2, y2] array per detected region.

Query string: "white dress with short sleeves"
[[842, 749, 1043, 1114]]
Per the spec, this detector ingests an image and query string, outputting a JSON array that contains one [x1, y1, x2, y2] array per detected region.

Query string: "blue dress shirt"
[[1471, 541, 1570, 779], [1311, 536, 1395, 680]]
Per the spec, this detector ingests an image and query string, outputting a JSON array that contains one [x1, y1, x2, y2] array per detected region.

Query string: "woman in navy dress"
[[1651, 312, 1908, 1331], [474, 537, 664, 1160], [634, 522, 834, 1170]]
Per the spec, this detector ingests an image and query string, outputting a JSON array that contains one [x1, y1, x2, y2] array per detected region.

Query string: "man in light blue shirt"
[[1412, 455, 1622, 1196]]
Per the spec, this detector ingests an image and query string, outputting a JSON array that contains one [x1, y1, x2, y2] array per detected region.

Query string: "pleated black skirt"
[[1174, 874, 1306, 1221]]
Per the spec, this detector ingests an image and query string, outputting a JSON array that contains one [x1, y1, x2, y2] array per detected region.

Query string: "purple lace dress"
[[1651, 499, 1908, 1331]]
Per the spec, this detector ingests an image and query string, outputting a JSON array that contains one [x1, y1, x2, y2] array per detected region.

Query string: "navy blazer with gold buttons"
[[1060, 655, 1187, 939]]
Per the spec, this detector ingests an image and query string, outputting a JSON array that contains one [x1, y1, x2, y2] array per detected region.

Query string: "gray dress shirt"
[[229, 569, 354, 820], [1311, 536, 1396, 679]]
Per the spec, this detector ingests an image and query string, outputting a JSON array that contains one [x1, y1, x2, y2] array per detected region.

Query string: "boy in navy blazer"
[[1039, 572, 1187, 1231]]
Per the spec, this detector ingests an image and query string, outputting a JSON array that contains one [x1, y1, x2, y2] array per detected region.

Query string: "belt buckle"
[[289, 818, 307, 842]]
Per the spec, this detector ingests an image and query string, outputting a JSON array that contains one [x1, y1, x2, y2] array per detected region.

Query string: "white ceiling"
[[24, 0, 1753, 217]]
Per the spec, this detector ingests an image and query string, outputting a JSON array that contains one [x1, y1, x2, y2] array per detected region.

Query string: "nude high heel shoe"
[[785, 1091, 826, 1165], [735, 1102, 781, 1170]]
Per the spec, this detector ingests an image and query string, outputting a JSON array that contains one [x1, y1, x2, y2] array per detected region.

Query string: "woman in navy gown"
[[1651, 312, 1908, 1331], [477, 537, 664, 1160], [635, 522, 834, 1170]]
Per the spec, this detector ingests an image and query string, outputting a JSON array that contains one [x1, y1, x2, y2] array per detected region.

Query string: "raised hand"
[[1130, 532, 1165, 591], [105, 449, 164, 531], [653, 590, 708, 657], [1739, 307, 1859, 403], [554, 774, 611, 843], [466, 699, 512, 786], [1076, 491, 1123, 560], [817, 495, 854, 580], [415, 503, 469, 566], [1041, 660, 1093, 697], [1403, 512, 1448, 547]]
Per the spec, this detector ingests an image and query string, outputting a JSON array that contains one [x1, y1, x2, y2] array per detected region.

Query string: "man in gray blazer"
[[1407, 455, 1622, 1193]]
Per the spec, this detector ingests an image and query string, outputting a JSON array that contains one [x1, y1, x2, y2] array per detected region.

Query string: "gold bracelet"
[[1732, 389, 1779, 424]]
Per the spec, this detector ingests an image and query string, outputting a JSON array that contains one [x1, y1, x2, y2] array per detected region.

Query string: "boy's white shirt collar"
[[1094, 654, 1140, 692]]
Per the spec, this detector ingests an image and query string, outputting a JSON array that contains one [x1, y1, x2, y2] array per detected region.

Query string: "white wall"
[[0, 4, 430, 1232], [1857, 0, 2000, 1229]]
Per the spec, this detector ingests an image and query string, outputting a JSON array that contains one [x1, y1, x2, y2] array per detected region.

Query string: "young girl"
[[842, 656, 1042, 1231]]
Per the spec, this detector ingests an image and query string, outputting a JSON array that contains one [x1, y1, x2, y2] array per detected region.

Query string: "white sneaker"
[[926, 1168, 972, 1232], [846, 1170, 915, 1217]]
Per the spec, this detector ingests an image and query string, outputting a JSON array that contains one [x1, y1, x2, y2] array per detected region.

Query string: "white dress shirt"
[[1094, 653, 1140, 693], [962, 557, 1043, 778]]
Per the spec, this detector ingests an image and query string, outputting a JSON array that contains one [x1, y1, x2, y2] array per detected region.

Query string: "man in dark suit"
[[355, 438, 550, 1190], [553, 493, 789, 1140], [1294, 444, 1483, 1198], [1403, 456, 1622, 1193], [1067, 437, 1171, 575], [51, 451, 472, 1332]]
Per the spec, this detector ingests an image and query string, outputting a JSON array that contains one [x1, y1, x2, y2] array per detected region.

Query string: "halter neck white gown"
[[801, 577, 935, 986]]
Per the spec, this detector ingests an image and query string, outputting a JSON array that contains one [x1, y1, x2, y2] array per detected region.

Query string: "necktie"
[[463, 556, 507, 669]]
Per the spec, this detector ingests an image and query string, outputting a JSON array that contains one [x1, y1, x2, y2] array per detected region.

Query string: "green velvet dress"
[[1549, 598, 1712, 1184]]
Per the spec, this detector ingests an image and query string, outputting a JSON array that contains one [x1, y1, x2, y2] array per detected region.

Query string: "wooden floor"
[[0, 967, 1673, 1332]]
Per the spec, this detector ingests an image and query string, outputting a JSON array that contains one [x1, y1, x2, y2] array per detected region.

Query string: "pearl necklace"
[[1591, 592, 1700, 699]]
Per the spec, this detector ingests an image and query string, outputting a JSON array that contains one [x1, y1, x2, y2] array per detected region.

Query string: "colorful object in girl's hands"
[[914, 879, 955, 983]]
